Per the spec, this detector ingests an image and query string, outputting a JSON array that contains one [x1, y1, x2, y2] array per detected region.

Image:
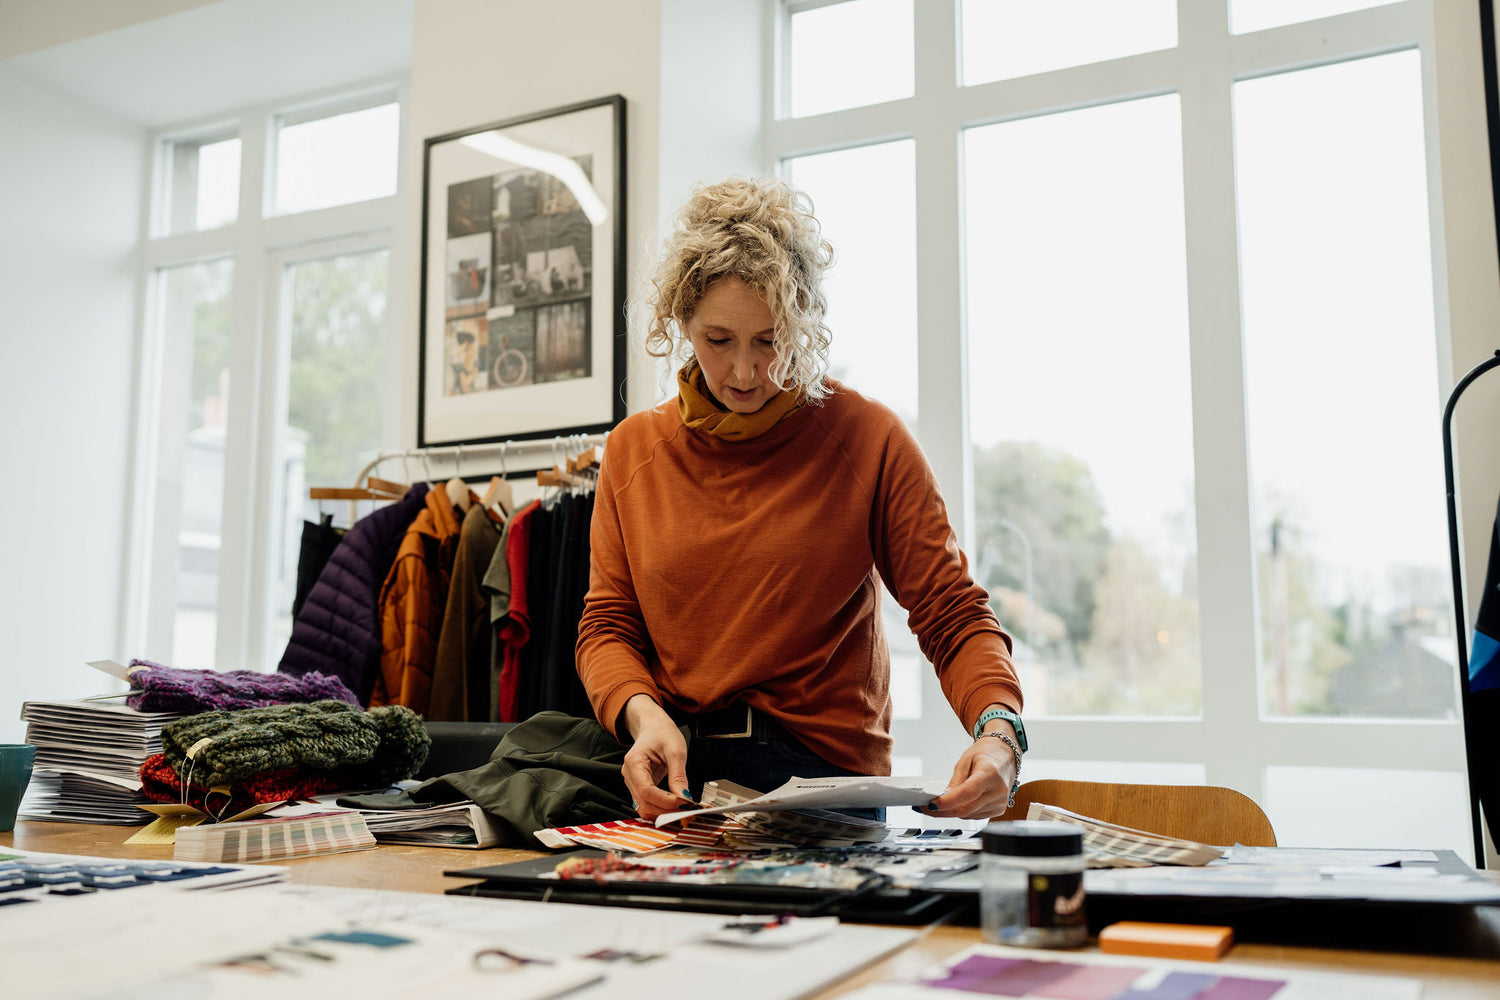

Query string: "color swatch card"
[[840, 944, 1421, 1000]]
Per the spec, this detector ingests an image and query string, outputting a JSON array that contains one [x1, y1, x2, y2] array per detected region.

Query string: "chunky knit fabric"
[[126, 660, 359, 713], [139, 753, 343, 817], [160, 700, 429, 788]]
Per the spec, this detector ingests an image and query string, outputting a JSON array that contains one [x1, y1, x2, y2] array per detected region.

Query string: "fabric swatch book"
[[174, 810, 376, 863]]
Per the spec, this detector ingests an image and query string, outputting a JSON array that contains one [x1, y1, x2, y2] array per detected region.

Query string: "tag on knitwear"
[[186, 737, 214, 760], [87, 659, 133, 682]]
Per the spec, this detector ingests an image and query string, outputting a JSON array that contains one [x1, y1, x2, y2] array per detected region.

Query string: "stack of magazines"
[[354, 801, 502, 848], [19, 696, 182, 824]]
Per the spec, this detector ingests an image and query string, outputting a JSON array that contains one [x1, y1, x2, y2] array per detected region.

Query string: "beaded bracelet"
[[975, 730, 1022, 808]]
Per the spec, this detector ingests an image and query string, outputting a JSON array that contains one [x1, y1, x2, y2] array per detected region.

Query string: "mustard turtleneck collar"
[[676, 361, 805, 442]]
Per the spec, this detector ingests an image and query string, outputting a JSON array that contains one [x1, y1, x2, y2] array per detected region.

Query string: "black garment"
[[292, 514, 342, 621], [514, 493, 595, 720], [515, 502, 554, 720], [1467, 493, 1500, 847], [542, 492, 594, 718], [337, 711, 641, 849]]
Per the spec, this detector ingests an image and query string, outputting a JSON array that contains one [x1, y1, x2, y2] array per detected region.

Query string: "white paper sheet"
[[656, 774, 948, 827]]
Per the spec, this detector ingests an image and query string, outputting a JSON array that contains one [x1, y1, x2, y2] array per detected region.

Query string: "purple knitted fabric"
[[125, 659, 360, 713]]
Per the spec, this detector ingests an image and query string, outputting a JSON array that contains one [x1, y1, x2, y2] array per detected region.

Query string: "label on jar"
[[1026, 871, 1085, 929]]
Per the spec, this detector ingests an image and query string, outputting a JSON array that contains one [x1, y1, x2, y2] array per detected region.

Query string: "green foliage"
[[286, 252, 389, 487], [972, 440, 1111, 646], [1068, 536, 1201, 715], [187, 261, 234, 427]]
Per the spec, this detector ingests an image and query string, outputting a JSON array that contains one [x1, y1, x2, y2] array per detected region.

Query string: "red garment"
[[496, 500, 540, 721], [138, 753, 341, 818]]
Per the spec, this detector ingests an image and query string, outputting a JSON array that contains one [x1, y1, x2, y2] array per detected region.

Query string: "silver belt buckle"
[[698, 703, 753, 739]]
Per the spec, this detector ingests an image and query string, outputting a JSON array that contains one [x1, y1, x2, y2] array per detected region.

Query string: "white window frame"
[[766, 0, 1479, 852], [124, 76, 409, 674]]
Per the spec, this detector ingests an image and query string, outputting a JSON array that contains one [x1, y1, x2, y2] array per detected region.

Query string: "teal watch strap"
[[973, 707, 1027, 752]]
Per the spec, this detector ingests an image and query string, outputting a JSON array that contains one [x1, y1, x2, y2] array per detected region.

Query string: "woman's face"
[[685, 276, 779, 414]]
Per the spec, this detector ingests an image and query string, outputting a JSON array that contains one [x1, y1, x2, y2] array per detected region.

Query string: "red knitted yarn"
[[139, 753, 343, 817]]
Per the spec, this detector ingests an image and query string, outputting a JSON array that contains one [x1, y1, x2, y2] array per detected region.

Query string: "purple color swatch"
[[1194, 977, 1286, 1000], [933, 956, 1076, 996], [1118, 972, 1219, 1000], [1035, 965, 1154, 999]]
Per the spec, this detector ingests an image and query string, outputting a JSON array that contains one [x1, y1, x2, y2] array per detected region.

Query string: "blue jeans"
[[684, 718, 887, 823]]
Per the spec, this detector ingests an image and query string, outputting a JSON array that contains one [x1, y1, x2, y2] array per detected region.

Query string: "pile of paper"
[[19, 697, 183, 824], [538, 776, 947, 854], [354, 801, 503, 848]]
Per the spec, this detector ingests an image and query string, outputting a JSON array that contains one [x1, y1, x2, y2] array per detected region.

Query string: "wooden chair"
[[1001, 779, 1277, 847]]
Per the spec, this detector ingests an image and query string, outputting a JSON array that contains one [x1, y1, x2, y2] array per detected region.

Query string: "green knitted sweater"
[[160, 700, 429, 788]]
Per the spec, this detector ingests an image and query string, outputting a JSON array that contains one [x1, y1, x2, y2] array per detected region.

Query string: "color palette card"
[[839, 944, 1421, 1000]]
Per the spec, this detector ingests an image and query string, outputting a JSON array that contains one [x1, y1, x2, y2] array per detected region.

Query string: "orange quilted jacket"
[[369, 486, 469, 712]]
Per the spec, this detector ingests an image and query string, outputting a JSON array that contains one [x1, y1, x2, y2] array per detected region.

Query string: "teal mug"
[[0, 743, 37, 832]]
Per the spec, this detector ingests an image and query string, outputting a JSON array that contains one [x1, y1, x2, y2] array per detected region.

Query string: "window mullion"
[[910, 0, 969, 764], [213, 110, 270, 671], [1230, 1, 1419, 79], [1177, 0, 1264, 796]]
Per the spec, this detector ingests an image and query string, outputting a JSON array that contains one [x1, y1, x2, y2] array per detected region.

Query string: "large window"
[[770, 0, 1472, 856], [140, 86, 403, 673]]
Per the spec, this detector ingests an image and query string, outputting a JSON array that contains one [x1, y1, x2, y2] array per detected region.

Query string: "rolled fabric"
[[160, 700, 429, 788]]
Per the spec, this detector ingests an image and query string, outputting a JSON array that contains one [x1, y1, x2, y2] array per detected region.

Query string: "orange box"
[[1096, 921, 1234, 961]]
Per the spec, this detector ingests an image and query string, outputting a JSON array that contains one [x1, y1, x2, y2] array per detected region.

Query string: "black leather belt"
[[676, 701, 761, 740]]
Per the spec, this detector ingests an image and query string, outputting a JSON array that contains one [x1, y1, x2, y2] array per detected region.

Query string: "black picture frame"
[[417, 95, 626, 447]]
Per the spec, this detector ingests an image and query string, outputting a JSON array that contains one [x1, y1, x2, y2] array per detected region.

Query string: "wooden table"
[[7, 821, 1499, 997]]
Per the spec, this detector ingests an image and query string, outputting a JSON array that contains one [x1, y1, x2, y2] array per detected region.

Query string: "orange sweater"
[[576, 379, 1021, 775]]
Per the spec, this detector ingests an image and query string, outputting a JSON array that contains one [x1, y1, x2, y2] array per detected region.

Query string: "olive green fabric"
[[161, 700, 429, 788], [340, 711, 685, 848]]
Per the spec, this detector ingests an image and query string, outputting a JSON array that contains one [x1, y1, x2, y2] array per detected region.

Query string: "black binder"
[[445, 849, 972, 925]]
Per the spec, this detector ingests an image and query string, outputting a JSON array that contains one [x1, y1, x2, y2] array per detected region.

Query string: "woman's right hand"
[[620, 694, 692, 821]]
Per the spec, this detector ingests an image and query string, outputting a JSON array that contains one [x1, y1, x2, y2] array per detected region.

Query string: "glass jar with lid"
[[980, 819, 1087, 948]]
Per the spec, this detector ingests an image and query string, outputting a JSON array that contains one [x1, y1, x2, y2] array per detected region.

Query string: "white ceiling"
[[2, 0, 413, 127]]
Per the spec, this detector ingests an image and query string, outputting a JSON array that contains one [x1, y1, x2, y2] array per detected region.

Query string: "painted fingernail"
[[678, 789, 693, 800]]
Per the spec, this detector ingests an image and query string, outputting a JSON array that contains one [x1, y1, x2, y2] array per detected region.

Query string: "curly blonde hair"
[[646, 176, 835, 402]]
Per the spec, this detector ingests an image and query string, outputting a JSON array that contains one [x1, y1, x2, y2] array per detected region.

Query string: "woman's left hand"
[[921, 735, 1019, 820]]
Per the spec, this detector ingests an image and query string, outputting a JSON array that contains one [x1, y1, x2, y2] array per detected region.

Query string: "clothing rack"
[[352, 434, 608, 489], [308, 434, 607, 521], [1442, 348, 1500, 866]]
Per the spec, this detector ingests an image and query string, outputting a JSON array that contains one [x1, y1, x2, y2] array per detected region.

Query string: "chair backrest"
[[1002, 779, 1277, 847]]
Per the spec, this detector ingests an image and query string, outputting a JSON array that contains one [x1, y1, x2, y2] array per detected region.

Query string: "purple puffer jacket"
[[278, 482, 429, 702]]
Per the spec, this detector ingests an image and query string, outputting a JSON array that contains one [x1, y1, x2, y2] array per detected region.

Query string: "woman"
[[576, 177, 1024, 822]]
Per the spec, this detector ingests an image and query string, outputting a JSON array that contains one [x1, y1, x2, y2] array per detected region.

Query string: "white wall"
[[402, 0, 666, 441], [0, 0, 216, 60], [0, 64, 144, 741]]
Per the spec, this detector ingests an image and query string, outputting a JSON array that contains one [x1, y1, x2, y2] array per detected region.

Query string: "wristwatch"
[[972, 707, 1027, 752]]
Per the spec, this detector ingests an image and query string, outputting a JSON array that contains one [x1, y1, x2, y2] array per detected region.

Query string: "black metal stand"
[[1442, 348, 1500, 867]]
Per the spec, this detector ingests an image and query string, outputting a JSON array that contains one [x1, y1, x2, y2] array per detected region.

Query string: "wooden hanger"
[[481, 475, 513, 519], [308, 486, 401, 501], [445, 445, 472, 513], [480, 442, 512, 518], [446, 476, 472, 512], [536, 464, 584, 487], [366, 476, 409, 496], [570, 446, 603, 473]]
